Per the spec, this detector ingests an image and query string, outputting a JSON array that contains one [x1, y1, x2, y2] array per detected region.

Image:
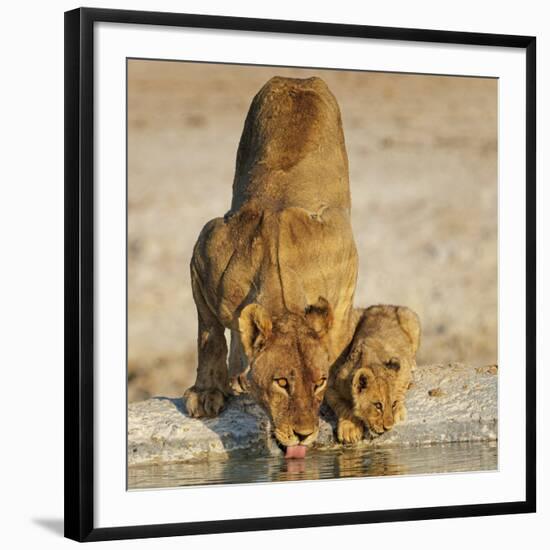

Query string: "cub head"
[[350, 361, 401, 435], [238, 298, 333, 449], [343, 305, 421, 436]]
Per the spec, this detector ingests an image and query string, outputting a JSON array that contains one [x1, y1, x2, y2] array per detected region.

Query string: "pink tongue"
[[285, 445, 307, 459]]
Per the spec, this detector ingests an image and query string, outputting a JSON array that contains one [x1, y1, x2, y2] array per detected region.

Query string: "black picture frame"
[[64, 7, 537, 542]]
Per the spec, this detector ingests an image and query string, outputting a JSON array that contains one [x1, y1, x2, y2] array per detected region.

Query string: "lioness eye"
[[275, 378, 288, 388], [315, 377, 327, 390], [392, 401, 398, 408], [374, 402, 383, 411]]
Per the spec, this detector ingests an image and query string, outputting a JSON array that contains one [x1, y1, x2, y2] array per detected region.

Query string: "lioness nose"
[[293, 429, 314, 442]]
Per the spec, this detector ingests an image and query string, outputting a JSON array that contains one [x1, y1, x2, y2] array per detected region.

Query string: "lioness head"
[[238, 298, 333, 449]]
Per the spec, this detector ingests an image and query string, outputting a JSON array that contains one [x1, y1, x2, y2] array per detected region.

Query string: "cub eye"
[[385, 358, 401, 370], [275, 378, 288, 389], [374, 402, 383, 411], [392, 401, 398, 408], [314, 377, 327, 390]]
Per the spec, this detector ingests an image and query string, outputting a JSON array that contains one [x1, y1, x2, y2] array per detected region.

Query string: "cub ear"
[[239, 304, 272, 358], [305, 297, 334, 337], [352, 367, 371, 396], [396, 307, 421, 355]]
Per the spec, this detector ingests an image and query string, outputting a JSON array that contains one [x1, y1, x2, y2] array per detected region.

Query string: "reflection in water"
[[128, 441, 497, 490]]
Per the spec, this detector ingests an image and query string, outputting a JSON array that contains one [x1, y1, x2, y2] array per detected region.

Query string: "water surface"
[[128, 441, 497, 490]]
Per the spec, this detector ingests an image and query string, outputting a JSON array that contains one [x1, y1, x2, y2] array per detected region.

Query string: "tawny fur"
[[184, 77, 359, 448], [326, 305, 421, 444]]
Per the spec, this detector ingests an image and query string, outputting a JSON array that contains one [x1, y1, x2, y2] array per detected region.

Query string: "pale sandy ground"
[[128, 60, 497, 402]]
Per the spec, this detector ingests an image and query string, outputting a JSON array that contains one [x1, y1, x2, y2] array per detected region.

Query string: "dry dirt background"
[[127, 60, 497, 402]]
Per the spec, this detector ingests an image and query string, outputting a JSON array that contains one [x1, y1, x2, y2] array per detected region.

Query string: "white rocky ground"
[[128, 363, 497, 466]]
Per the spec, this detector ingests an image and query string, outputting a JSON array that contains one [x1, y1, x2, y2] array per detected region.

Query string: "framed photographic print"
[[64, 7, 536, 542]]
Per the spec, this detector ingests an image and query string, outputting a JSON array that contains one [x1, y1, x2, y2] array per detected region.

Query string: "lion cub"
[[326, 305, 420, 444]]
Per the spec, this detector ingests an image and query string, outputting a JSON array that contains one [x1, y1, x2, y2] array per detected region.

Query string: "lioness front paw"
[[337, 418, 364, 444], [184, 387, 226, 418], [394, 402, 407, 424], [229, 373, 249, 395]]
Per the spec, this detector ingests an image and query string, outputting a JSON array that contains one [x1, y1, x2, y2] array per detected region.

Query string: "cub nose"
[[293, 429, 314, 442]]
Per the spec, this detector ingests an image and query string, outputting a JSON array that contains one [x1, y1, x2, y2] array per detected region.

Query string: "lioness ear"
[[396, 307, 421, 355], [352, 367, 371, 395], [305, 297, 333, 337], [239, 304, 272, 358]]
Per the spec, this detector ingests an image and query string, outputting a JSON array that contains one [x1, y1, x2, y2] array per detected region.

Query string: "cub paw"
[[337, 418, 364, 444], [394, 402, 407, 424], [184, 387, 226, 418]]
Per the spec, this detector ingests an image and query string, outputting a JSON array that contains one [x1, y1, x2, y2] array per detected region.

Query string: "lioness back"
[[231, 76, 351, 213]]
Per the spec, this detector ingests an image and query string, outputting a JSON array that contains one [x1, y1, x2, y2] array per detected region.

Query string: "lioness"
[[184, 77, 359, 455], [326, 305, 420, 444]]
